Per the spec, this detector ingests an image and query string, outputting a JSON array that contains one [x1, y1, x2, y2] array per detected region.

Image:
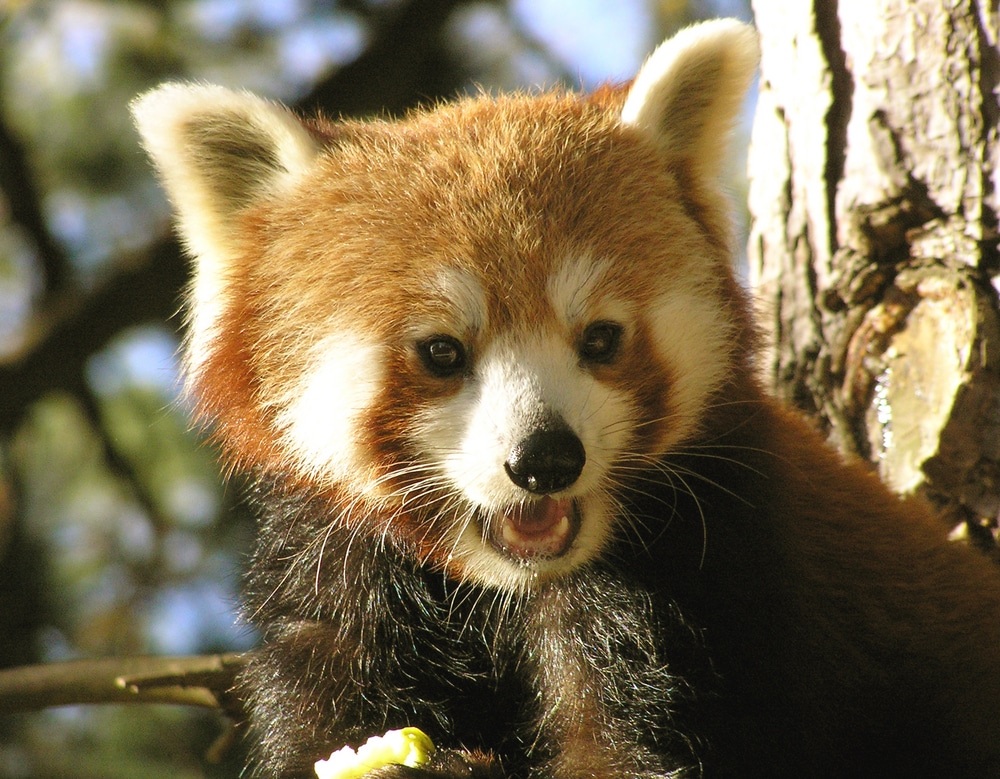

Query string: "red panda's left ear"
[[621, 19, 758, 180]]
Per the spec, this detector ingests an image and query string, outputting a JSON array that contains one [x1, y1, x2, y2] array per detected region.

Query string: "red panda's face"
[[131, 21, 758, 592], [240, 104, 737, 590]]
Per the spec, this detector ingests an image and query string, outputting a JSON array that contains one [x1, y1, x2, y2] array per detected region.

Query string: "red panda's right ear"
[[131, 82, 318, 264], [130, 83, 318, 378]]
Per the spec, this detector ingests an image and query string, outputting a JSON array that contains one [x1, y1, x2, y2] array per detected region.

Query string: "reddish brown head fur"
[[131, 21, 760, 590]]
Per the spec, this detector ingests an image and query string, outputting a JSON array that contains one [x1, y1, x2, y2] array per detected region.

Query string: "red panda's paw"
[[366, 750, 504, 779]]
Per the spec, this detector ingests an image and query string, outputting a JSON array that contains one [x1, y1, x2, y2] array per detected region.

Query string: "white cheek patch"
[[272, 331, 383, 490], [648, 286, 734, 450]]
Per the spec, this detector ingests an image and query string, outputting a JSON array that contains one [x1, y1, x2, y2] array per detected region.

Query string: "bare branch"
[[0, 652, 247, 715]]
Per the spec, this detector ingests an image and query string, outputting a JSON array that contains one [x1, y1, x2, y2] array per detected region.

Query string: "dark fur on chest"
[[236, 476, 732, 778]]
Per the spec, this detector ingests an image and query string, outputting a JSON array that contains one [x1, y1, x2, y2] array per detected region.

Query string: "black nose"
[[504, 426, 586, 494]]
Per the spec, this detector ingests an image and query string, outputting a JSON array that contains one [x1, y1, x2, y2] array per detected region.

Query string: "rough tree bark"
[[748, 0, 1000, 544]]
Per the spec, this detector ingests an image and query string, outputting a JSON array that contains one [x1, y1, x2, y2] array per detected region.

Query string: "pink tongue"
[[500, 497, 574, 558]]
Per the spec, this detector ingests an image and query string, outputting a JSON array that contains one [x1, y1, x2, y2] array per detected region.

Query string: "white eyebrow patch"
[[422, 266, 488, 335], [548, 254, 610, 327], [547, 254, 634, 330]]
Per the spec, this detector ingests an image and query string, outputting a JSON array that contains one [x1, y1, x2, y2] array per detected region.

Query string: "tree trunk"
[[748, 0, 1000, 543]]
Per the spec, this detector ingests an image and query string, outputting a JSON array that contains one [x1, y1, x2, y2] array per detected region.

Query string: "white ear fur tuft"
[[131, 82, 318, 256], [131, 83, 318, 376], [621, 19, 758, 179]]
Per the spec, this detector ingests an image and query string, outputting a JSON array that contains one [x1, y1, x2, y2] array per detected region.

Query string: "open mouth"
[[482, 497, 580, 560]]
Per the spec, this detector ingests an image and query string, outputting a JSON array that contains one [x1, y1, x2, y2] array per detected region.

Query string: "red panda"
[[132, 19, 1000, 779]]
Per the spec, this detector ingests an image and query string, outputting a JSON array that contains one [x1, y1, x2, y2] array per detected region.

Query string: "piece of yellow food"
[[314, 727, 436, 779]]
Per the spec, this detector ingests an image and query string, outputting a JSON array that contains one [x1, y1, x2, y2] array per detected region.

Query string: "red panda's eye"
[[419, 335, 467, 376], [579, 321, 623, 364]]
